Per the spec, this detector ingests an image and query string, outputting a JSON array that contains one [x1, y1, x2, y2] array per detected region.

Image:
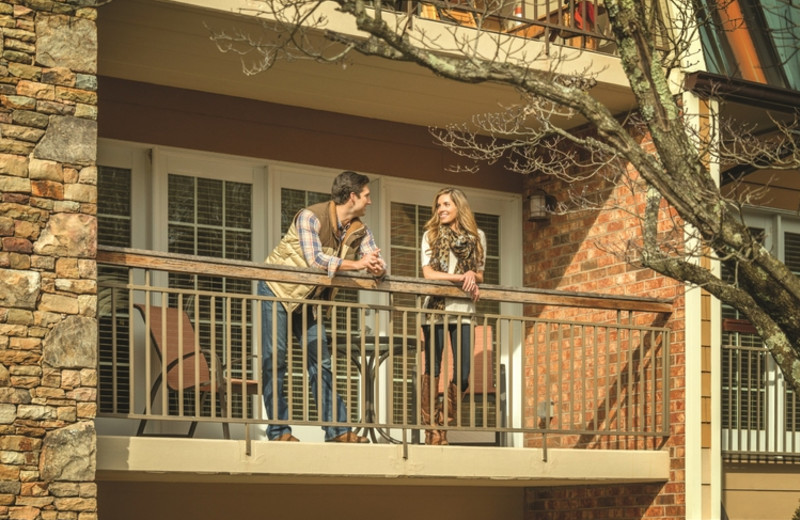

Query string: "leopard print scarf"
[[426, 226, 479, 310]]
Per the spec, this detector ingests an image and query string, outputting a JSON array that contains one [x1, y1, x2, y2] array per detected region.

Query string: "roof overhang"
[[685, 71, 800, 200], [685, 71, 800, 113]]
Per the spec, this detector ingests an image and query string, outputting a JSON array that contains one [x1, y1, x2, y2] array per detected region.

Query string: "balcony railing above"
[[401, 0, 674, 56], [97, 246, 672, 459], [410, 0, 616, 53]]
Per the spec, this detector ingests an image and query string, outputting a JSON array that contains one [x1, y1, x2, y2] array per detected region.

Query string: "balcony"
[[96, 246, 672, 486], [413, 0, 616, 53], [98, 0, 644, 135], [722, 319, 800, 462]]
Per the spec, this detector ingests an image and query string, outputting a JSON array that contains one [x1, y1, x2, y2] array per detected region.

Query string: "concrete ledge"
[[97, 435, 670, 486]]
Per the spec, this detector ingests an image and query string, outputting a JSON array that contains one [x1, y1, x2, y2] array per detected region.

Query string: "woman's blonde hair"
[[424, 187, 484, 260]]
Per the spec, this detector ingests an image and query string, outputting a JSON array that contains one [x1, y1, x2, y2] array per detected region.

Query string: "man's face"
[[351, 185, 371, 216]]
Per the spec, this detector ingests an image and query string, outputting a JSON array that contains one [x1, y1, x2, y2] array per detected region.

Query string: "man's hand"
[[338, 249, 385, 275], [360, 250, 386, 276]]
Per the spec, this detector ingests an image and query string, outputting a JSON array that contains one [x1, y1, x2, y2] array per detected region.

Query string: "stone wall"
[[0, 2, 98, 519]]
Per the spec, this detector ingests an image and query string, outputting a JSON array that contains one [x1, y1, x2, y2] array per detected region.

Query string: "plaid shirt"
[[296, 209, 384, 278]]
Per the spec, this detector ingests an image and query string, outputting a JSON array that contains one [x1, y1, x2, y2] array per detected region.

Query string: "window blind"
[[97, 165, 133, 414], [167, 174, 254, 418]]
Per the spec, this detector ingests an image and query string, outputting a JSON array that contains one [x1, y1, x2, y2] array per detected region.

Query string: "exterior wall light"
[[537, 400, 554, 420], [528, 189, 555, 221]]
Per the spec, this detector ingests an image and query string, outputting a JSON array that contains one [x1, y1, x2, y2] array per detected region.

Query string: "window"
[[98, 165, 133, 414], [166, 173, 254, 418], [97, 143, 264, 423], [722, 215, 800, 455], [721, 226, 766, 432], [389, 201, 431, 332], [781, 232, 800, 431]]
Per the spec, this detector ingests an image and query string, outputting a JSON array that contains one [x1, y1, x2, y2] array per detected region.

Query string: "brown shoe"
[[273, 433, 300, 442], [328, 432, 369, 443]]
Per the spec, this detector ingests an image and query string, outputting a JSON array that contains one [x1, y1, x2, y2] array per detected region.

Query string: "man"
[[258, 170, 386, 443]]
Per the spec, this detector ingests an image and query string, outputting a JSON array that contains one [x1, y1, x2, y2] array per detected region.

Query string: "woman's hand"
[[461, 270, 480, 301]]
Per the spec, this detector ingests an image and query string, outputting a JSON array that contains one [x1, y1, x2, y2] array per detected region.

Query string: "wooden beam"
[[97, 246, 673, 314]]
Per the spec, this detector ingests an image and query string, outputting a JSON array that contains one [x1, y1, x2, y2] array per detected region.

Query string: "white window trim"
[[150, 147, 266, 259]]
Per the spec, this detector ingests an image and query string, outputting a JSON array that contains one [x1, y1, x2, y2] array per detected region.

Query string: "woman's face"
[[436, 193, 459, 228]]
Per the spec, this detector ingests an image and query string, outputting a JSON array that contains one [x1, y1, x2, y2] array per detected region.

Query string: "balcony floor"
[[97, 435, 669, 487]]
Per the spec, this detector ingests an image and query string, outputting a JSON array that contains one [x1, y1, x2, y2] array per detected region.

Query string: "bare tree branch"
[[209, 0, 800, 392]]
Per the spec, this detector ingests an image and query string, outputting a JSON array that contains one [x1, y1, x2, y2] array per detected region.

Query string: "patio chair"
[[134, 304, 259, 439]]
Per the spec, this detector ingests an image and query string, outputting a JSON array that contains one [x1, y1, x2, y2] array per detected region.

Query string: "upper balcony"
[[98, 0, 642, 133], [413, 0, 615, 52], [96, 246, 673, 486]]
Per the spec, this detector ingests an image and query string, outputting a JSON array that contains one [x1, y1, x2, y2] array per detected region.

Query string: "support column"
[[0, 2, 98, 518]]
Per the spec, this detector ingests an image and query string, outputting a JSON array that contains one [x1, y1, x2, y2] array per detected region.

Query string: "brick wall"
[[526, 483, 682, 519], [0, 2, 98, 519], [522, 162, 686, 518]]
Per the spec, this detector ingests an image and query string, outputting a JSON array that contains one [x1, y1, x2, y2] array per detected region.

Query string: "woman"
[[420, 187, 486, 445]]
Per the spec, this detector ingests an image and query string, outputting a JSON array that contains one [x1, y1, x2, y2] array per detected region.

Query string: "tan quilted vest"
[[264, 201, 366, 313]]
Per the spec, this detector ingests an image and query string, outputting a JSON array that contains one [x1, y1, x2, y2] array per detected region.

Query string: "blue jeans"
[[422, 322, 471, 392], [258, 282, 349, 441]]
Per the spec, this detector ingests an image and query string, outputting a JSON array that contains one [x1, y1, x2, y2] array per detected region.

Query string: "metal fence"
[[97, 246, 672, 452], [722, 324, 800, 461], [408, 0, 670, 54]]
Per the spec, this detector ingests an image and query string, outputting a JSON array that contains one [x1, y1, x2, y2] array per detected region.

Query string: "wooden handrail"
[[97, 246, 673, 314]]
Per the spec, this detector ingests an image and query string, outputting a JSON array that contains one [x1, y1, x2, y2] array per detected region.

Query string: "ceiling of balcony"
[[96, 0, 636, 130]]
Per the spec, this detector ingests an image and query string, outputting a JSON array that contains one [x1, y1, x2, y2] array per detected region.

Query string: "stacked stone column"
[[1, 2, 98, 519]]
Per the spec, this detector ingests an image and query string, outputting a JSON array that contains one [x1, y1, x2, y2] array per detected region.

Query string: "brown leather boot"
[[421, 374, 434, 445], [433, 382, 448, 446], [432, 382, 459, 446], [422, 376, 447, 445], [445, 382, 459, 426]]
